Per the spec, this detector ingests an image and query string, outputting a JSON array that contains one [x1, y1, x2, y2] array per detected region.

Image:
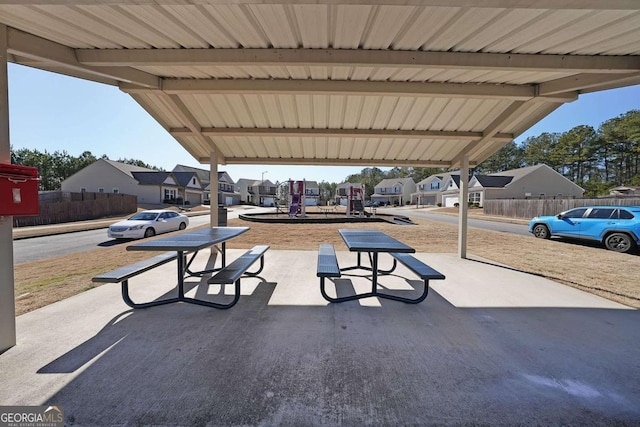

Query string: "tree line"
[[337, 110, 640, 198], [10, 148, 161, 191]]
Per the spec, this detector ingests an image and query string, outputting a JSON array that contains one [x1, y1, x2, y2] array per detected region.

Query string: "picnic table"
[[317, 229, 445, 303], [93, 227, 269, 309]]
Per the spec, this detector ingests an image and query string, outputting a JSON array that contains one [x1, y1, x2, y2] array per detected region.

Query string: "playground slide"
[[289, 203, 299, 216]]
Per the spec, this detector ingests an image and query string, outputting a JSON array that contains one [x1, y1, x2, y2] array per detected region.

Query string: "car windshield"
[[128, 212, 160, 221]]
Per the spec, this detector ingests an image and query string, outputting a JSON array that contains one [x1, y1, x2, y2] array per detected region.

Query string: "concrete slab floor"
[[1, 249, 638, 426]]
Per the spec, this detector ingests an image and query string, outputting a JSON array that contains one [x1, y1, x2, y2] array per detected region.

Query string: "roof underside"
[[2, 1, 640, 168]]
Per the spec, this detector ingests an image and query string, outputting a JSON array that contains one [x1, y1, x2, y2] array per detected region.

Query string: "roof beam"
[[6, 27, 159, 88], [10, 1, 640, 11], [155, 93, 226, 163], [197, 156, 468, 168], [538, 72, 640, 96], [170, 127, 514, 142], [120, 79, 575, 103], [450, 100, 530, 168], [78, 48, 640, 74]]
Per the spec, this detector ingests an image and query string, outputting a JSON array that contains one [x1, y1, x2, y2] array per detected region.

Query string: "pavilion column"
[[209, 150, 218, 227], [0, 24, 16, 353], [457, 155, 469, 259]]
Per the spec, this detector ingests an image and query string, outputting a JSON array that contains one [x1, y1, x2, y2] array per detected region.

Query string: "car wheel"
[[532, 224, 550, 239], [604, 233, 635, 253], [144, 228, 156, 238], [178, 222, 186, 230]]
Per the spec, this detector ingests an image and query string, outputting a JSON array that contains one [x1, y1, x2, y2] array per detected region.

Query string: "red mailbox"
[[0, 164, 40, 216]]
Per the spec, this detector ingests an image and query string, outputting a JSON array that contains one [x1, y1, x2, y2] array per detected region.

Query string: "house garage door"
[[444, 196, 459, 207], [186, 191, 201, 206]]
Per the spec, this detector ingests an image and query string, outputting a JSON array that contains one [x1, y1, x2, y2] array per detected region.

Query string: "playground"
[[240, 180, 414, 225]]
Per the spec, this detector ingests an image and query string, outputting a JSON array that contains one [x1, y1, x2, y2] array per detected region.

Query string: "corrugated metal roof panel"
[[2, 2, 639, 169]]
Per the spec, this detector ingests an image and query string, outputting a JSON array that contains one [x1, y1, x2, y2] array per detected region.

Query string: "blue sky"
[[7, 63, 640, 183]]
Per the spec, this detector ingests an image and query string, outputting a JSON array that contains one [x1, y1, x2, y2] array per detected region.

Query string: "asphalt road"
[[387, 208, 531, 236], [14, 207, 529, 264]]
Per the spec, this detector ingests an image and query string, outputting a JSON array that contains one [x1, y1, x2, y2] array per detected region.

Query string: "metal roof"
[[2, 1, 640, 168]]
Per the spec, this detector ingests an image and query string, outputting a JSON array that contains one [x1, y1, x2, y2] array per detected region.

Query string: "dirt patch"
[[13, 216, 640, 315]]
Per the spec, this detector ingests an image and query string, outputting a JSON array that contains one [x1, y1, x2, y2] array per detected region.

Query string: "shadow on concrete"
[[36, 285, 640, 426]]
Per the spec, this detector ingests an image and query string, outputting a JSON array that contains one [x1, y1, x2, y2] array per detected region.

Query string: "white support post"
[[0, 24, 16, 353], [210, 151, 218, 227], [458, 155, 469, 259], [300, 179, 306, 218]]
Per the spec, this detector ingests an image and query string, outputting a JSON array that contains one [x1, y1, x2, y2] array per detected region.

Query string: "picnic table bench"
[[207, 245, 269, 308], [92, 252, 179, 309]]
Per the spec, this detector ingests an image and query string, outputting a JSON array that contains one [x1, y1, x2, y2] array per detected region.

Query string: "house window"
[[98, 188, 104, 193], [430, 182, 440, 190], [80, 187, 86, 193], [112, 188, 119, 194], [164, 189, 177, 200], [192, 178, 196, 185], [469, 193, 481, 204]]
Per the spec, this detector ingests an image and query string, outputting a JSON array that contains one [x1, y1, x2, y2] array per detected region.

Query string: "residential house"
[[336, 182, 365, 206], [172, 164, 210, 187], [236, 178, 277, 206], [216, 171, 240, 206], [439, 164, 585, 207], [61, 159, 204, 205], [371, 178, 416, 206], [235, 179, 256, 204], [411, 171, 460, 206], [172, 165, 239, 205]]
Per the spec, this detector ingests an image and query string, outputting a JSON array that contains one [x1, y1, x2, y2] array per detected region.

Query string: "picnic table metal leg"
[[375, 279, 430, 304], [184, 243, 226, 277], [177, 250, 185, 299], [184, 279, 241, 309], [341, 251, 397, 275], [371, 252, 378, 295], [320, 277, 375, 303], [121, 280, 180, 309]]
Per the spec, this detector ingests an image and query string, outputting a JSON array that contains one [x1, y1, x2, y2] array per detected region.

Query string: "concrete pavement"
[[1, 249, 638, 425]]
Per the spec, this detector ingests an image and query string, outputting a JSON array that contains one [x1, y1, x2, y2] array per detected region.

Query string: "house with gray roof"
[[411, 171, 460, 206], [439, 164, 584, 207], [61, 159, 204, 205], [173, 165, 239, 205]]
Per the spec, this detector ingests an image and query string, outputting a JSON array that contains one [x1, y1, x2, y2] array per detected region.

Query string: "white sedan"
[[108, 210, 189, 239]]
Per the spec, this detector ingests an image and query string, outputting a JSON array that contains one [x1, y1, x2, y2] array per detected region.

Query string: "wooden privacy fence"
[[484, 198, 640, 219], [13, 192, 137, 227]]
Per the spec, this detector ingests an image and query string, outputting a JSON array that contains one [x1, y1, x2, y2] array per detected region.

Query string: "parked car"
[[108, 209, 189, 239], [529, 206, 640, 253]]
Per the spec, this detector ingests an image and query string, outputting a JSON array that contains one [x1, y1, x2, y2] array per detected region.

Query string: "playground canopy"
[[1, 1, 640, 352]]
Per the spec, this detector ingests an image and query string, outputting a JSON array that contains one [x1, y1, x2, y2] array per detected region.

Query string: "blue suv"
[[529, 206, 640, 253]]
